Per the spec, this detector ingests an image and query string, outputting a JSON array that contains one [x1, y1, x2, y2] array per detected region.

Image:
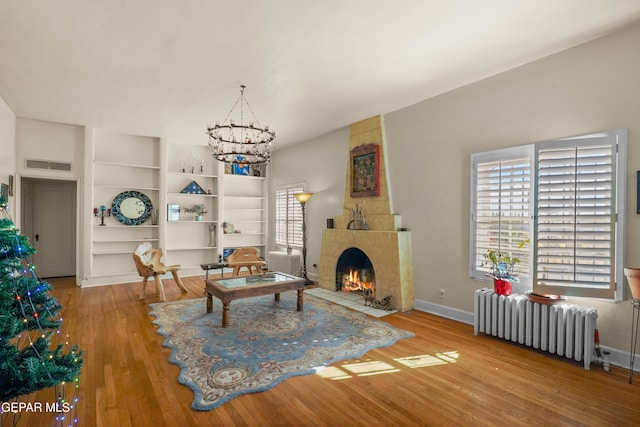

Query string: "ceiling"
[[1, 1, 640, 150]]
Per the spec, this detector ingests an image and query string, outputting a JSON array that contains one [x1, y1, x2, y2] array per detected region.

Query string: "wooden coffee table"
[[205, 272, 306, 327]]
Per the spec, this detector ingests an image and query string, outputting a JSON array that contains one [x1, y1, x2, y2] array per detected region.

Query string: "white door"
[[22, 178, 76, 278]]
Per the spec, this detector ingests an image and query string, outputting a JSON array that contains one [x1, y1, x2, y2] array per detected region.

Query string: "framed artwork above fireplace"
[[350, 143, 380, 198]]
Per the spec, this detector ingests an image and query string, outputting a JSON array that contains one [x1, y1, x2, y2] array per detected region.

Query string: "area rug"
[[149, 293, 414, 410]]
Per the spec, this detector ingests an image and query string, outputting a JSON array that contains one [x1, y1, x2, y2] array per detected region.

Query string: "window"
[[274, 185, 304, 248], [470, 129, 627, 299], [534, 132, 626, 299], [470, 147, 533, 284]]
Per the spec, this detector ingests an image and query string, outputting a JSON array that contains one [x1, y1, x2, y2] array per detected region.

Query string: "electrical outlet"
[[439, 288, 445, 299]]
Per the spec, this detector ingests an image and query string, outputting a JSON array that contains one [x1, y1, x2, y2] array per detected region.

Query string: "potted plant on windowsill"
[[184, 204, 207, 221], [483, 249, 520, 296]]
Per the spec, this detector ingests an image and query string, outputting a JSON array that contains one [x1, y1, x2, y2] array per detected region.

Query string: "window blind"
[[474, 157, 531, 277], [274, 186, 304, 247], [535, 143, 614, 293]]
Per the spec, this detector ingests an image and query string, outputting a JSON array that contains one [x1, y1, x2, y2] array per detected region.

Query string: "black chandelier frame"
[[207, 85, 275, 165]]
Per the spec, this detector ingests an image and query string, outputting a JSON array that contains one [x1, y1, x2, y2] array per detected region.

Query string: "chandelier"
[[207, 85, 275, 164]]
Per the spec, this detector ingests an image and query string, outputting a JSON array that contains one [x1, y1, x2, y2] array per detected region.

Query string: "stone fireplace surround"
[[319, 229, 414, 311], [318, 115, 414, 312]]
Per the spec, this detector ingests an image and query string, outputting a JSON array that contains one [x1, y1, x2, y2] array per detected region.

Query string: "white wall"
[[273, 22, 640, 353], [16, 118, 84, 180], [269, 127, 349, 281], [0, 96, 16, 205]]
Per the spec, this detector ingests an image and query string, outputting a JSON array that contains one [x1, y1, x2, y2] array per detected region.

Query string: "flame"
[[342, 268, 374, 293]]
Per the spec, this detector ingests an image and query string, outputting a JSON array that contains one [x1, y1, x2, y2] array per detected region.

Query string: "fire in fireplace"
[[335, 247, 375, 294], [342, 268, 374, 293]]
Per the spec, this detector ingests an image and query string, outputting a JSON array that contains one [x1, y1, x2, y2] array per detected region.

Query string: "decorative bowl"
[[525, 291, 567, 305]]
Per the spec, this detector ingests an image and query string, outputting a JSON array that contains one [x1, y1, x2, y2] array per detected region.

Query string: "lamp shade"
[[294, 193, 313, 203]]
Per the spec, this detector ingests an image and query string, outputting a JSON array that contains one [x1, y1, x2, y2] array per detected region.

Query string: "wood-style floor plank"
[[8, 275, 640, 427]]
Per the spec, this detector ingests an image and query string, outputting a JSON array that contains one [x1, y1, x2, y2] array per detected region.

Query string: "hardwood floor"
[[11, 275, 640, 426]]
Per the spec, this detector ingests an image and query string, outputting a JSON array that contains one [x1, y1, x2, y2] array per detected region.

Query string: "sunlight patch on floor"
[[315, 351, 459, 380], [315, 366, 353, 380], [395, 351, 459, 368], [341, 360, 400, 376]]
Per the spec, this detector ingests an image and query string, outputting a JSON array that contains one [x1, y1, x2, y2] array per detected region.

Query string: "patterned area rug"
[[149, 293, 414, 410]]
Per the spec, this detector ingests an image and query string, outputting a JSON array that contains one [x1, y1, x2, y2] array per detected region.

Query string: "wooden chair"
[[133, 242, 187, 301], [226, 247, 267, 276]]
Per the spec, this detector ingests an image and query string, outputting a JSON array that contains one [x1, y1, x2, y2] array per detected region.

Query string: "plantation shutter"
[[473, 157, 531, 278], [274, 185, 304, 247], [275, 189, 287, 245], [534, 135, 618, 298]]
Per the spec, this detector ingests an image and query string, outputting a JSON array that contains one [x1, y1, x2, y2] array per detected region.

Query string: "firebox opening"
[[335, 247, 375, 295]]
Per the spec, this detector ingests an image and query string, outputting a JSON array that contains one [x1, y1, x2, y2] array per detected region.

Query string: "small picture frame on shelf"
[[223, 222, 234, 234], [167, 204, 180, 221], [233, 162, 250, 176], [252, 163, 265, 177], [233, 156, 250, 175]]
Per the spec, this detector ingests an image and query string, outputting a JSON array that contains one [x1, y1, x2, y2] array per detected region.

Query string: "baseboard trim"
[[414, 298, 474, 325]]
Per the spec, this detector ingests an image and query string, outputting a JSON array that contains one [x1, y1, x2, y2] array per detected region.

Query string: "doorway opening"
[[21, 178, 77, 279]]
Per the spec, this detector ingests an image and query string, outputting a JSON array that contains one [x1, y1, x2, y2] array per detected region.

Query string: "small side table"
[[201, 262, 228, 296], [200, 262, 228, 281]]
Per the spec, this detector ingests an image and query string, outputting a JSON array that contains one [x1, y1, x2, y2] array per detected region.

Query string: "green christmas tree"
[[0, 197, 82, 411]]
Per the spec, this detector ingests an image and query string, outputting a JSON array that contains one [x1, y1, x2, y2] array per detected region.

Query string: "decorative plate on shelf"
[[525, 291, 568, 305], [111, 190, 153, 225]]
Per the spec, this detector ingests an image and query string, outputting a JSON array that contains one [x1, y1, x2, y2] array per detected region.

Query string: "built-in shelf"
[[93, 238, 159, 243], [94, 160, 160, 170], [164, 140, 221, 269], [222, 171, 267, 258], [224, 232, 265, 235], [96, 184, 161, 191], [167, 192, 218, 197], [166, 246, 217, 251], [93, 250, 140, 255], [89, 130, 162, 282], [224, 174, 266, 181], [167, 171, 218, 178], [168, 220, 218, 224], [229, 223, 264, 225], [93, 224, 159, 228], [87, 133, 268, 285]]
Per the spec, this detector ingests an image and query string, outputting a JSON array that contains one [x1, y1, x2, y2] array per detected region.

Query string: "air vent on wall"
[[25, 159, 72, 172]]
